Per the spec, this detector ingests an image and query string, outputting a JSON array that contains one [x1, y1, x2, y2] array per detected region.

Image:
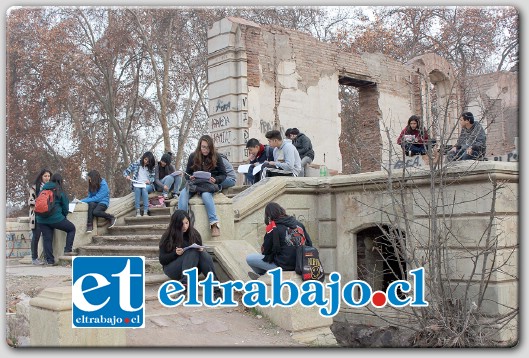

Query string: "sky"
[[1, 1, 526, 357]]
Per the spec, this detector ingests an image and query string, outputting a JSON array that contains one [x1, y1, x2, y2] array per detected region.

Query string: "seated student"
[[261, 130, 301, 179], [36, 173, 76, 264], [397, 115, 431, 165], [123, 151, 157, 217], [178, 135, 226, 237], [246, 202, 312, 279], [154, 152, 183, 199], [80, 169, 116, 233], [245, 138, 274, 185], [289, 128, 315, 177], [218, 153, 236, 191], [447, 111, 487, 161], [159, 210, 222, 299]]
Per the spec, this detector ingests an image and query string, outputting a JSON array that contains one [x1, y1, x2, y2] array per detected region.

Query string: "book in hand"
[[183, 243, 207, 252], [193, 171, 211, 180], [170, 170, 183, 177]]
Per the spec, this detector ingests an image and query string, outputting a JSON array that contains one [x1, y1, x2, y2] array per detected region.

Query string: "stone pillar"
[[189, 193, 234, 242], [29, 287, 126, 347], [207, 18, 251, 174], [257, 272, 338, 346]]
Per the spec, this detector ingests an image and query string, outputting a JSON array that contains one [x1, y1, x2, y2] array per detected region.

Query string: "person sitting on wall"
[[396, 115, 432, 165], [80, 169, 116, 233], [288, 128, 315, 177], [447, 111, 487, 161], [154, 152, 183, 200], [261, 130, 301, 179], [245, 138, 274, 185], [218, 153, 237, 192]]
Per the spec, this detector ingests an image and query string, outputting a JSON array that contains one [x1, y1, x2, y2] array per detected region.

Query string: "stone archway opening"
[[356, 225, 407, 294]]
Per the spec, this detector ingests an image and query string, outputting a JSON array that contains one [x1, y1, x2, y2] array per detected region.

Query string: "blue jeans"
[[155, 175, 183, 195], [178, 188, 219, 225], [219, 177, 236, 191], [246, 253, 278, 275], [134, 184, 154, 210]]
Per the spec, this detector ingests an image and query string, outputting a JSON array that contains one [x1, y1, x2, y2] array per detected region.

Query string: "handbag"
[[295, 245, 325, 282], [148, 195, 165, 208]]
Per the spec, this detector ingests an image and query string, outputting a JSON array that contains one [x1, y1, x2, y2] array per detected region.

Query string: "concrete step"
[[108, 224, 168, 235], [144, 207, 172, 216], [92, 235, 161, 246], [124, 215, 171, 225], [76, 245, 159, 259]]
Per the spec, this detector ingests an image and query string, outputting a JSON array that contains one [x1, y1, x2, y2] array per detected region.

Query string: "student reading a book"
[[244, 138, 274, 185], [80, 169, 116, 233], [123, 151, 157, 217], [159, 209, 223, 299], [154, 152, 183, 199], [178, 135, 226, 237]]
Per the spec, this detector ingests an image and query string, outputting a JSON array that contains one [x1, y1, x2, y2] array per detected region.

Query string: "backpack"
[[34, 188, 58, 217], [289, 226, 325, 282]]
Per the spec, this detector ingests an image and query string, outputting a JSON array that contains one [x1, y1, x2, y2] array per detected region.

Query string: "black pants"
[[87, 202, 113, 223], [163, 249, 218, 284], [39, 218, 76, 263], [261, 164, 294, 180], [31, 226, 43, 260]]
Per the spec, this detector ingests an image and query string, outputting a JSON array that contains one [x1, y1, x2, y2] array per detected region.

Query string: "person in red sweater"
[[397, 115, 432, 165]]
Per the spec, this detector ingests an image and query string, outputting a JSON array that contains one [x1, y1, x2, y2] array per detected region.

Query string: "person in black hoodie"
[[289, 128, 315, 177], [154, 152, 183, 199], [246, 202, 313, 279]]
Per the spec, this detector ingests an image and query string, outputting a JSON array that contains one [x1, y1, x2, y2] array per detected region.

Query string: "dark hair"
[[34, 168, 53, 192], [87, 170, 102, 193], [264, 202, 287, 225], [159, 210, 202, 252], [246, 138, 261, 148], [290, 128, 300, 135], [141, 151, 156, 171], [406, 115, 424, 135], [160, 152, 172, 165], [192, 135, 217, 172], [265, 130, 282, 141], [285, 128, 292, 137], [461, 112, 475, 124], [50, 173, 64, 197]]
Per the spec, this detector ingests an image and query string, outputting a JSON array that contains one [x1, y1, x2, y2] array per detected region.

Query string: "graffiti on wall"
[[6, 232, 31, 258]]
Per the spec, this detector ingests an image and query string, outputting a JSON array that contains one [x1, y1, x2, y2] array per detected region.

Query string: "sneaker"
[[45, 261, 58, 266], [32, 259, 45, 265], [145, 210, 152, 216], [247, 271, 261, 280], [108, 217, 117, 229], [64, 251, 76, 256], [86, 223, 93, 233], [211, 223, 220, 237], [136, 209, 141, 217], [163, 193, 169, 200]]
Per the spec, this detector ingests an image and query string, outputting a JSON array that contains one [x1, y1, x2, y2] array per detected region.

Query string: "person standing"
[[36, 173, 76, 264], [178, 135, 226, 237], [80, 169, 116, 233], [289, 128, 315, 177], [28, 168, 52, 265], [447, 112, 487, 161], [261, 130, 301, 178], [159, 210, 222, 299], [123, 151, 157, 217]]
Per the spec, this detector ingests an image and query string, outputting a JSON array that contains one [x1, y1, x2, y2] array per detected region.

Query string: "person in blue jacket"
[[81, 170, 116, 233], [36, 173, 76, 264]]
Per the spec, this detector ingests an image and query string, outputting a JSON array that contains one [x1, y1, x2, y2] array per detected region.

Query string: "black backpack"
[[287, 226, 325, 282]]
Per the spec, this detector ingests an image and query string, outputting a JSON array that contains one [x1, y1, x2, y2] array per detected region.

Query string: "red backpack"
[[34, 188, 58, 217]]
